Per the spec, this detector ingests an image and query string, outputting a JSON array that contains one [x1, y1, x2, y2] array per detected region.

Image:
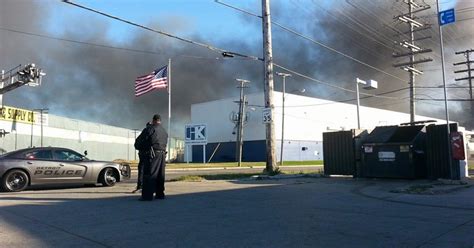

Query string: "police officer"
[[140, 114, 168, 201]]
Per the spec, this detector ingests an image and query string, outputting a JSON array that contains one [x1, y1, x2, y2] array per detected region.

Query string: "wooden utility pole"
[[262, 0, 278, 173], [392, 1, 432, 124], [454, 49, 474, 125], [235, 79, 250, 167]]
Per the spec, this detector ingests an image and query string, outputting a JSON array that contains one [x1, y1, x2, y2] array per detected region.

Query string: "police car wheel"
[[2, 169, 29, 192], [99, 168, 117, 187]]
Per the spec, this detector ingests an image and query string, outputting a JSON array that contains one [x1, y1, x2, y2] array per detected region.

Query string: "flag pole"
[[167, 58, 172, 162]]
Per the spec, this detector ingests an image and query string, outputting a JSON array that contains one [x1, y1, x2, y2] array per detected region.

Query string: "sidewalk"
[[352, 177, 474, 210]]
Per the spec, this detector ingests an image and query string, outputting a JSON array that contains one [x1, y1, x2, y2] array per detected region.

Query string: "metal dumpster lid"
[[388, 125, 425, 143], [364, 125, 425, 143]]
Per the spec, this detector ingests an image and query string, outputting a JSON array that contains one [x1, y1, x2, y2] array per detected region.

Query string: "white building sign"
[[185, 124, 207, 145]]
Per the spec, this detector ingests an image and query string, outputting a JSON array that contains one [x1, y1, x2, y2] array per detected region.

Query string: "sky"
[[0, 0, 472, 137]]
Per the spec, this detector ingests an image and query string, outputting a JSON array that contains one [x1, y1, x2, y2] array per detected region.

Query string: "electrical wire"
[[214, 0, 408, 83], [61, 0, 472, 105], [0, 27, 165, 55], [62, 0, 262, 61], [1, 24, 403, 102], [0, 26, 251, 61], [249, 86, 410, 109], [60, 0, 410, 102], [290, 0, 397, 58], [416, 98, 473, 101], [273, 63, 400, 99]]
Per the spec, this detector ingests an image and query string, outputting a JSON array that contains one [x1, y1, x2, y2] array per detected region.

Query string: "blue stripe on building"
[[192, 140, 266, 162]]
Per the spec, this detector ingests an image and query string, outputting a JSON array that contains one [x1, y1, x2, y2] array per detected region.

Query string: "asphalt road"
[[1, 176, 473, 248]]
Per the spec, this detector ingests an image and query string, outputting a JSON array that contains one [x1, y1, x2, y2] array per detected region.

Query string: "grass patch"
[[167, 160, 323, 169], [281, 169, 324, 175], [168, 162, 264, 169], [170, 173, 260, 182], [279, 160, 324, 166], [120, 160, 324, 170], [171, 175, 205, 182], [468, 161, 474, 170], [170, 170, 324, 182]]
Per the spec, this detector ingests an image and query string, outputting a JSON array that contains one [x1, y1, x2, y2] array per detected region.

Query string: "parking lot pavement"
[[1, 177, 473, 248]]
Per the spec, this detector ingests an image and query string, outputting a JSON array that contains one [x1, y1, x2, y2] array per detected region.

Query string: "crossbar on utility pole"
[[262, 0, 278, 173]]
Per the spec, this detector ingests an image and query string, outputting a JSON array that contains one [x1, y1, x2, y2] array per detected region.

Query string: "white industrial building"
[[0, 105, 184, 161], [189, 92, 451, 162]]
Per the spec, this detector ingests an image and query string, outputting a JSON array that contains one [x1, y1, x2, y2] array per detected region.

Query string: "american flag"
[[135, 65, 168, 97]]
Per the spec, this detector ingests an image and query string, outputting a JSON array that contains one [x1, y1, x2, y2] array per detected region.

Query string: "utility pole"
[[276, 72, 291, 166], [262, 0, 278, 173], [235, 79, 250, 167], [393, 1, 432, 124], [454, 49, 474, 125]]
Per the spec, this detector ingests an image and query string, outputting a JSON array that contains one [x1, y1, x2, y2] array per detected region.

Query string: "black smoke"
[[0, 0, 472, 138]]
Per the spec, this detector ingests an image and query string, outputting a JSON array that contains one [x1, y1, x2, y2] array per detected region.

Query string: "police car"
[[0, 147, 130, 192]]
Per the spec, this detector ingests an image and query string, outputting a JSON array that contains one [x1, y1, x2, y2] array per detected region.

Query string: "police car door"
[[52, 149, 88, 182], [23, 149, 59, 184]]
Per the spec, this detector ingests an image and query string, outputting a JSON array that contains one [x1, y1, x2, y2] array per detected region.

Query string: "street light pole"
[[276, 72, 291, 166], [356, 78, 377, 129], [436, 0, 453, 178], [356, 78, 365, 129]]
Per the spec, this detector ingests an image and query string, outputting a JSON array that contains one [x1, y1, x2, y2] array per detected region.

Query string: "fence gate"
[[426, 123, 460, 180], [323, 130, 357, 176]]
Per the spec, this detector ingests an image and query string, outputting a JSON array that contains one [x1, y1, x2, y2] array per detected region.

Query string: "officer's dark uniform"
[[136, 123, 152, 191], [141, 121, 168, 201]]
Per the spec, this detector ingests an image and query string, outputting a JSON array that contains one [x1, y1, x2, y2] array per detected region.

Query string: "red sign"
[[450, 132, 465, 160]]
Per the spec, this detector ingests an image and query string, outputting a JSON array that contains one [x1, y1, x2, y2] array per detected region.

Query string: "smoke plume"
[[0, 0, 472, 138]]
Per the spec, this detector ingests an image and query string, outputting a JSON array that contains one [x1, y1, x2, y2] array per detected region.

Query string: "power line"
[[62, 0, 262, 61], [214, 0, 408, 83], [273, 63, 400, 99], [0, 27, 254, 61], [416, 98, 473, 101], [1, 24, 401, 102], [308, 0, 397, 52], [0, 27, 164, 55], [249, 86, 410, 109], [61, 0, 408, 102], [290, 0, 397, 59]]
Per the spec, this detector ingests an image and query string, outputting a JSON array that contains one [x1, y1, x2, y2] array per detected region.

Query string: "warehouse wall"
[[0, 114, 136, 161], [189, 92, 448, 162]]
